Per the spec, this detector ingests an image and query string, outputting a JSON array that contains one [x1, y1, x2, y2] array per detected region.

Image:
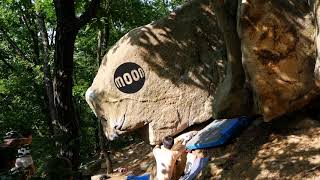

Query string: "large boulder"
[[313, 0, 320, 86], [86, 0, 230, 144], [238, 0, 319, 121]]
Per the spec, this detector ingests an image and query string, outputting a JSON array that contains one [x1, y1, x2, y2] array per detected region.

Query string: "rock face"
[[238, 0, 319, 121], [313, 0, 320, 86], [212, 0, 253, 118], [86, 0, 229, 144], [87, 0, 320, 144]]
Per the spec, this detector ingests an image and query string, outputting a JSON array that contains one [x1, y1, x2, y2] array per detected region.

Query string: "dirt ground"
[[93, 111, 320, 180]]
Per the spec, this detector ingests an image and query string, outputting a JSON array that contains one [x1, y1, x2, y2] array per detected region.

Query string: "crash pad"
[[126, 174, 150, 180], [186, 116, 254, 150], [180, 157, 209, 180]]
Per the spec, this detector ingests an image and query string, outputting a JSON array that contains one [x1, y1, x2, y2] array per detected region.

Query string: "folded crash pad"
[[126, 174, 150, 180], [186, 116, 254, 150], [179, 157, 209, 180]]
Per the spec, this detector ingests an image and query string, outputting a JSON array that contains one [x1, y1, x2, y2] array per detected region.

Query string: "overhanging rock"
[[238, 0, 319, 121], [86, 0, 229, 144]]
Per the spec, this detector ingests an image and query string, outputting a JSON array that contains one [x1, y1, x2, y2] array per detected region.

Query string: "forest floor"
[[92, 110, 320, 180]]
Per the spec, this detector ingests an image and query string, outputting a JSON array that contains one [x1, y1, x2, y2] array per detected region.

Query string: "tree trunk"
[[96, 2, 112, 171], [102, 18, 110, 59], [96, 20, 110, 65], [98, 118, 112, 173], [53, 28, 80, 169], [97, 0, 111, 66], [17, 0, 41, 65], [53, 0, 100, 169], [37, 13, 56, 136], [97, 29, 103, 66], [53, 0, 80, 169]]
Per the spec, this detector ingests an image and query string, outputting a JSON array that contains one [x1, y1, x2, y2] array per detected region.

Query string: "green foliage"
[[0, 0, 185, 176], [34, 0, 56, 24]]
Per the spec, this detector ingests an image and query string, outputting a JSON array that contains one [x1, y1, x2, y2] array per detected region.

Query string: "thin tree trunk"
[[0, 24, 32, 63], [98, 119, 112, 173], [102, 18, 110, 57], [73, 97, 81, 170], [96, 20, 109, 66], [0, 49, 15, 71], [96, 1, 112, 171], [97, 0, 110, 66], [0, 58, 15, 71], [97, 29, 103, 66], [95, 123, 99, 153], [19, 6, 40, 65], [37, 13, 56, 136], [50, 29, 55, 48]]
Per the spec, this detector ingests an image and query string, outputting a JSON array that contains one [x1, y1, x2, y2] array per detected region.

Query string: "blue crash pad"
[[186, 116, 254, 150], [180, 157, 209, 180], [126, 174, 150, 180]]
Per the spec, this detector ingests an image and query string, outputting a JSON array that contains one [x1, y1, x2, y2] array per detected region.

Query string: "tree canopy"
[[0, 0, 185, 176]]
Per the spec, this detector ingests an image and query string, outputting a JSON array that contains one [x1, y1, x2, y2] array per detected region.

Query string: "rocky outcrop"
[[238, 0, 319, 121], [86, 0, 231, 144], [212, 0, 253, 118], [313, 0, 320, 86], [86, 0, 320, 144]]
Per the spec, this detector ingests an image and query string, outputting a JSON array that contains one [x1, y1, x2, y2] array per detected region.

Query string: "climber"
[[153, 132, 197, 180], [153, 136, 183, 180]]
